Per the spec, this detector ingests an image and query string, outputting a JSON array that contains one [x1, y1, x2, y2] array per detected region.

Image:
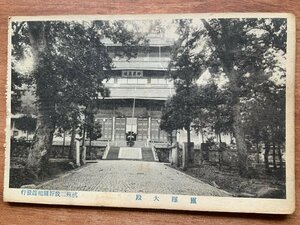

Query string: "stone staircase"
[[105, 146, 120, 160], [141, 147, 155, 161], [103, 146, 157, 162]]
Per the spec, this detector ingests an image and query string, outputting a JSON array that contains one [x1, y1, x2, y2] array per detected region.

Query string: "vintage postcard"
[[4, 13, 295, 214]]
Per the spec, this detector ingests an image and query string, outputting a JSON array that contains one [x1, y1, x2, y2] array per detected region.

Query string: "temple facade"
[[95, 33, 175, 147], [10, 33, 231, 148]]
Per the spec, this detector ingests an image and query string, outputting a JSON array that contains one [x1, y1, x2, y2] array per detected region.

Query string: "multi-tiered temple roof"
[[101, 33, 175, 100]]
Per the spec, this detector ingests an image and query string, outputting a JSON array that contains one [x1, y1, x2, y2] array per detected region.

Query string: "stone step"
[[106, 146, 120, 160], [118, 147, 142, 160], [141, 147, 155, 161], [105, 146, 156, 162]]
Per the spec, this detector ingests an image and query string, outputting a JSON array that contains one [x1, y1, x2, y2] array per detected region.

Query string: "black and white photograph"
[[4, 14, 295, 213]]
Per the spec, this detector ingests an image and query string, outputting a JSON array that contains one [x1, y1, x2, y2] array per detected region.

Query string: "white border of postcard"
[[4, 13, 296, 214]]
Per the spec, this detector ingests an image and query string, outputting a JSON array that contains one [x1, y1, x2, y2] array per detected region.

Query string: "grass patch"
[[170, 163, 286, 198], [9, 157, 78, 188]]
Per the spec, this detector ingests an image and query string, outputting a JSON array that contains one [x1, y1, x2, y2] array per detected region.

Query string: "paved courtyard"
[[38, 160, 230, 196]]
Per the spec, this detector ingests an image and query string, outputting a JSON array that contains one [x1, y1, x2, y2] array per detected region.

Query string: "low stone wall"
[[150, 143, 262, 170], [222, 150, 239, 167], [170, 142, 240, 168], [178, 147, 183, 167], [51, 145, 69, 158], [154, 148, 170, 163], [85, 146, 106, 160], [193, 148, 202, 166], [10, 138, 108, 161]]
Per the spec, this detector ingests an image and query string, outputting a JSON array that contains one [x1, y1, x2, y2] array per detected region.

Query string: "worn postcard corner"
[[4, 13, 295, 214]]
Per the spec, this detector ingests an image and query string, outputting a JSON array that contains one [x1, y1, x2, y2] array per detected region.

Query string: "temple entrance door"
[[137, 118, 148, 142], [115, 118, 126, 146], [126, 118, 138, 133], [151, 118, 168, 142]]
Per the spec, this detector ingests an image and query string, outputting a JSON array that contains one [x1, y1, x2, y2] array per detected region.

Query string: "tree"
[[166, 19, 206, 169], [242, 79, 285, 172], [166, 18, 286, 177], [83, 101, 102, 158], [11, 70, 23, 114], [14, 115, 37, 140], [160, 83, 200, 169], [193, 81, 233, 143], [12, 20, 145, 179], [160, 100, 178, 135], [199, 18, 286, 176]]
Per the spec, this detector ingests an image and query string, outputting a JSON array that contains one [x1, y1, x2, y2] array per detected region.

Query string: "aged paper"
[[4, 13, 295, 214]]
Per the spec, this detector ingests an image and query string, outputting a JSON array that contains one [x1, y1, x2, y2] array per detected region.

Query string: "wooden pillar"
[[112, 116, 116, 142], [158, 45, 161, 62], [148, 117, 151, 141]]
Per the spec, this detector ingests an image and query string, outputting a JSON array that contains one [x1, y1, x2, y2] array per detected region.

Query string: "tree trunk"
[[218, 133, 222, 143], [231, 97, 249, 177], [89, 137, 92, 159], [26, 103, 55, 179], [272, 141, 277, 170], [277, 144, 283, 170], [186, 125, 191, 167], [69, 123, 77, 162], [182, 142, 187, 171], [264, 142, 270, 172], [81, 124, 86, 148], [25, 22, 53, 180], [62, 130, 66, 158], [169, 132, 173, 145], [200, 128, 204, 143], [222, 20, 249, 177], [201, 18, 250, 176], [224, 65, 249, 177], [256, 141, 260, 163]]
